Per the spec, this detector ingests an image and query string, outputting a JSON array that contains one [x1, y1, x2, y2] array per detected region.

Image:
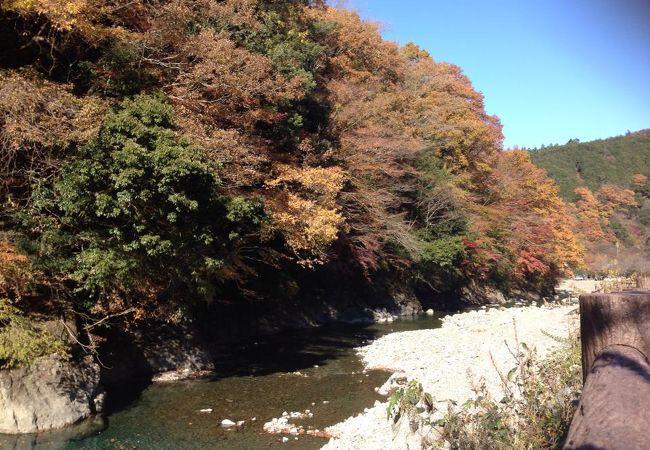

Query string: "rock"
[[139, 325, 214, 375], [264, 416, 303, 434], [34, 317, 79, 345], [99, 323, 215, 387], [199, 408, 213, 413], [221, 419, 236, 428], [0, 415, 106, 449], [425, 309, 434, 316], [236, 420, 245, 427], [377, 372, 408, 396], [0, 355, 104, 434], [152, 368, 213, 383], [282, 437, 289, 443]]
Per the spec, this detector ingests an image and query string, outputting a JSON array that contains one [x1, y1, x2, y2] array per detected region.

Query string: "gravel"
[[322, 304, 579, 450]]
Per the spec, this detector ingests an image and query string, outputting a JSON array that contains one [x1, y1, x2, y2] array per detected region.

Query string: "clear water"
[[1, 315, 444, 450]]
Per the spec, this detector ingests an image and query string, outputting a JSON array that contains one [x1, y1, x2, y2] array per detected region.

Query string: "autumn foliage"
[[0, 0, 584, 325]]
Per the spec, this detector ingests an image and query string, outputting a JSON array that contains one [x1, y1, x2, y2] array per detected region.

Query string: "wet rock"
[[152, 368, 213, 383], [139, 325, 214, 375], [221, 419, 236, 428], [0, 355, 104, 434]]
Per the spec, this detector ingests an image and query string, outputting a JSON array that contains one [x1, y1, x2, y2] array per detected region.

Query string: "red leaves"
[[515, 250, 550, 278]]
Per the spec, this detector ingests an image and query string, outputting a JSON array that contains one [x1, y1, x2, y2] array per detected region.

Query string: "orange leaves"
[[473, 151, 584, 283], [407, 58, 503, 174], [171, 29, 305, 129], [0, 237, 37, 300], [0, 70, 105, 150], [573, 187, 611, 243], [173, 108, 269, 188], [0, 69, 107, 193], [572, 184, 637, 245], [265, 165, 346, 267], [632, 174, 648, 186], [308, 7, 405, 82], [597, 184, 638, 209]]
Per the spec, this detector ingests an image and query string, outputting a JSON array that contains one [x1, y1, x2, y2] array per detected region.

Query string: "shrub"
[[0, 298, 69, 369]]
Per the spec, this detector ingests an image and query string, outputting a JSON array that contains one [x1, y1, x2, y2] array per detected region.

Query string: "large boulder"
[[99, 323, 215, 386], [0, 355, 104, 434]]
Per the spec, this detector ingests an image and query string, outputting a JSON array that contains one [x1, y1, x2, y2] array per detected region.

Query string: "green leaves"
[[22, 94, 264, 308], [0, 299, 69, 369]]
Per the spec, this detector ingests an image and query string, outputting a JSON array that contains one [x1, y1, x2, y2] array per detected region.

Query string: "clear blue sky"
[[344, 0, 650, 149]]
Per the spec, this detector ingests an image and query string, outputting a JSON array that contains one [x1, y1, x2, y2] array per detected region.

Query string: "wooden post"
[[578, 291, 650, 382], [564, 291, 650, 450], [563, 344, 650, 450]]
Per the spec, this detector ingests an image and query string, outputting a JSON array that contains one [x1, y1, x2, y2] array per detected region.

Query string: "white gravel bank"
[[322, 304, 579, 450]]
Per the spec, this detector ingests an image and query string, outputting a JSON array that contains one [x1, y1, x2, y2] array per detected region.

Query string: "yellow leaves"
[[3, 0, 86, 31], [3, 0, 137, 44], [265, 165, 346, 267], [401, 42, 431, 63], [270, 194, 344, 267], [266, 165, 345, 206], [573, 187, 613, 243]]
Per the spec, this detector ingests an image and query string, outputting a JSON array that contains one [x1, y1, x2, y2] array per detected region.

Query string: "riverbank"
[[322, 302, 579, 449]]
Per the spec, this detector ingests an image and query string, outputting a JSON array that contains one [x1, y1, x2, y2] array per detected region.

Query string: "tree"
[[21, 94, 263, 316]]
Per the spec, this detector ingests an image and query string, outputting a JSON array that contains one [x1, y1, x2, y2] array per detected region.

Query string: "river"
[[2, 314, 445, 450]]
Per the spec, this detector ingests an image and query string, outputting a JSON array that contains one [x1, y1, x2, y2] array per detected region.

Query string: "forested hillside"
[[0, 0, 583, 360], [529, 131, 650, 199], [529, 132, 650, 273]]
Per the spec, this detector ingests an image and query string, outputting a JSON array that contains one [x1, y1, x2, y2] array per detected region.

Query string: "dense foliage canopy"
[[0, 0, 583, 330]]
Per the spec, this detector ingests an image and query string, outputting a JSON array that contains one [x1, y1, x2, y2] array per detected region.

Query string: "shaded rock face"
[[0, 355, 104, 434], [0, 416, 106, 450], [138, 326, 214, 374], [99, 324, 215, 387], [460, 282, 507, 305]]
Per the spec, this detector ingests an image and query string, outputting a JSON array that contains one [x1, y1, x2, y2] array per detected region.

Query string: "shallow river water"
[[2, 314, 444, 450]]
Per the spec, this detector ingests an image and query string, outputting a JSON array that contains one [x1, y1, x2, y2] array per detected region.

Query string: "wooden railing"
[[563, 284, 650, 450]]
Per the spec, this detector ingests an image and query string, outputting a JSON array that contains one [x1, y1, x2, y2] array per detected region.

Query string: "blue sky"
[[344, 0, 650, 149]]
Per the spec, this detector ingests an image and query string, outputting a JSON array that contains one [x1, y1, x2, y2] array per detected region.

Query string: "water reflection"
[[0, 315, 444, 450]]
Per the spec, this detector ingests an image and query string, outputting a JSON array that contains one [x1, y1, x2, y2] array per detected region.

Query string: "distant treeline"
[[529, 132, 650, 273]]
